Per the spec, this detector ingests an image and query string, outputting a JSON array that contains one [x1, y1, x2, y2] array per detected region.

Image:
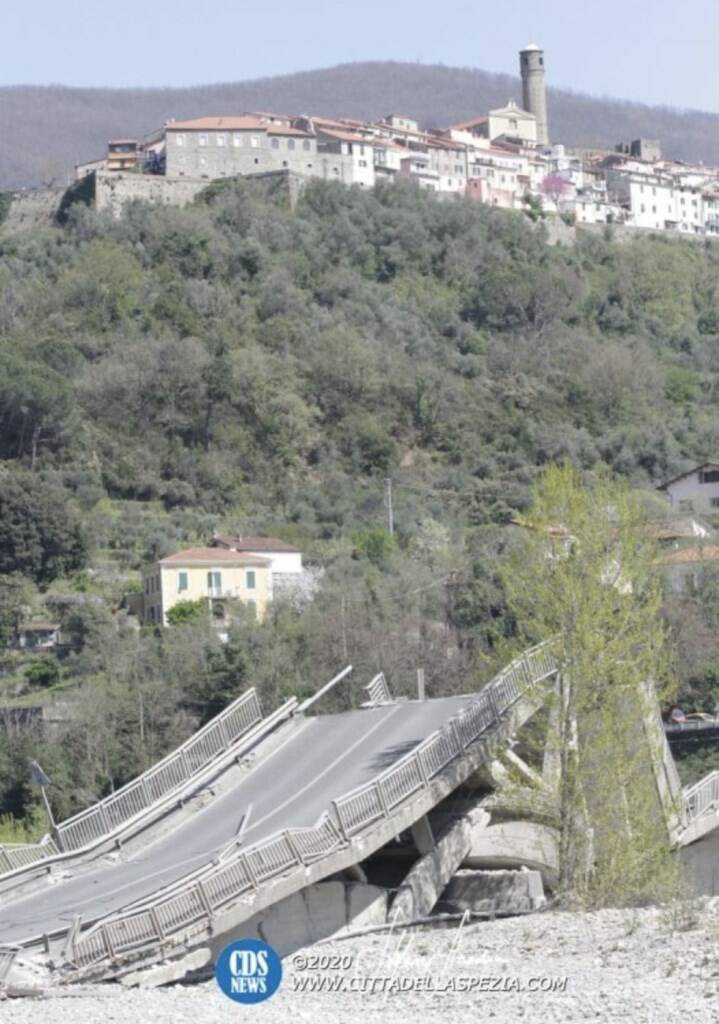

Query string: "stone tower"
[[520, 43, 549, 147]]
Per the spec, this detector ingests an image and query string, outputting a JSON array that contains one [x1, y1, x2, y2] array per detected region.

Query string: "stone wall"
[[94, 171, 209, 217], [0, 187, 65, 235], [94, 169, 307, 217]]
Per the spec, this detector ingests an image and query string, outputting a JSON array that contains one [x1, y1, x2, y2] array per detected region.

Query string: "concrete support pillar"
[[503, 749, 544, 789], [345, 863, 368, 883], [410, 815, 435, 856], [392, 808, 489, 922]]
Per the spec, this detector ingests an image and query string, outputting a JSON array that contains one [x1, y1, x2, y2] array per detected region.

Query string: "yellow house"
[[142, 547, 271, 626]]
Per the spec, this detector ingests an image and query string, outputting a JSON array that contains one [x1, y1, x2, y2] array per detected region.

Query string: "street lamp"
[[29, 760, 61, 847]]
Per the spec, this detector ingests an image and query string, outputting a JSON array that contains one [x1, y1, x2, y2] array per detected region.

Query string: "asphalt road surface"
[[0, 695, 471, 945]]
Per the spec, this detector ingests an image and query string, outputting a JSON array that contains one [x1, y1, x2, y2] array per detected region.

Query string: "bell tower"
[[520, 43, 549, 146]]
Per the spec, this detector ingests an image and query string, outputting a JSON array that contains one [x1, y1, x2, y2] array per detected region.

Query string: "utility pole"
[[417, 667, 426, 702], [340, 594, 348, 660], [385, 477, 394, 536]]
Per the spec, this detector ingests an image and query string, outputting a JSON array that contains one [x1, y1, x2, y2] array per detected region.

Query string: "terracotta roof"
[[168, 116, 267, 131], [158, 548, 270, 566], [167, 116, 309, 136], [662, 545, 719, 564], [213, 536, 300, 553], [309, 115, 371, 132], [450, 116, 489, 132], [317, 127, 374, 144]]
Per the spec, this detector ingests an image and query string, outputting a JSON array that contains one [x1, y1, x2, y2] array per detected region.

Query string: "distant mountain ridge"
[[2, 61, 719, 190]]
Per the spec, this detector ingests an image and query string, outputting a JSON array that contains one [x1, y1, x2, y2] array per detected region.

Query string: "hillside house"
[[210, 535, 305, 599], [142, 548, 271, 626], [311, 125, 376, 187], [661, 544, 719, 594], [12, 622, 61, 650], [659, 464, 719, 515], [211, 535, 301, 570], [107, 140, 139, 172]]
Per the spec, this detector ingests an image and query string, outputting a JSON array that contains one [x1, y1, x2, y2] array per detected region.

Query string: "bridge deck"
[[0, 696, 470, 945]]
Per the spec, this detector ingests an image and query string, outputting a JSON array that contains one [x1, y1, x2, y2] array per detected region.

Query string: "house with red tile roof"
[[141, 547, 271, 626], [164, 114, 318, 181]]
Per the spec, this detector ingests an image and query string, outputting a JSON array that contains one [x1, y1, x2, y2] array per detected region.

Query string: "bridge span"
[[0, 695, 470, 945], [0, 643, 558, 990]]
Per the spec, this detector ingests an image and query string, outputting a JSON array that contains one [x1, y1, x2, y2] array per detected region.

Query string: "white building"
[[373, 140, 406, 181], [399, 154, 439, 191], [547, 145, 586, 190], [212, 535, 302, 573], [13, 622, 61, 650], [660, 464, 719, 515], [487, 100, 537, 146], [574, 191, 625, 225], [605, 167, 677, 231], [704, 192, 719, 235], [313, 126, 376, 188], [210, 535, 308, 602], [674, 183, 704, 234]]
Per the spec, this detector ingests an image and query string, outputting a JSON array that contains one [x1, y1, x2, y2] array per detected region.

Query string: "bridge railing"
[[0, 837, 60, 875], [0, 947, 17, 986], [683, 770, 719, 823], [0, 689, 263, 877], [334, 641, 555, 838], [55, 690, 262, 852], [364, 673, 391, 704], [69, 642, 557, 974]]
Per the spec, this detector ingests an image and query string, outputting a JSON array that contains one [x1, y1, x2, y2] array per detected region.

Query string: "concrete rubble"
[[439, 867, 546, 915]]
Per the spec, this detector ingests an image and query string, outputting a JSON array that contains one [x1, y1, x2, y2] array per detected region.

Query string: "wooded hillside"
[[1, 180, 718, 829]]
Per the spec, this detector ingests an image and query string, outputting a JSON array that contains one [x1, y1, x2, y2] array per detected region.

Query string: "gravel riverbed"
[[3, 902, 719, 1023]]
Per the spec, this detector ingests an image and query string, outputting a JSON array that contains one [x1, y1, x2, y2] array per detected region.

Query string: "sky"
[[5, 0, 719, 112]]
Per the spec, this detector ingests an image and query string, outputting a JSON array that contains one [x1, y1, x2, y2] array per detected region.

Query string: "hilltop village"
[[74, 43, 719, 235]]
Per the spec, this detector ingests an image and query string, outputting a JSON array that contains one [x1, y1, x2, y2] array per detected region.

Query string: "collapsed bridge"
[[0, 641, 715, 993]]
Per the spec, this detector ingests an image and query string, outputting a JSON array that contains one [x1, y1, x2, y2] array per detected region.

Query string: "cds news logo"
[[216, 939, 283, 1004]]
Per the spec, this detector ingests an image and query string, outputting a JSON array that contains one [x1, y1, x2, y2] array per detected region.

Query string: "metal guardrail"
[[666, 720, 719, 733], [364, 673, 391, 704], [0, 837, 60, 874], [683, 770, 719, 823], [0, 690, 262, 874], [333, 642, 555, 837], [0, 947, 17, 986], [56, 690, 262, 852], [69, 642, 557, 974]]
